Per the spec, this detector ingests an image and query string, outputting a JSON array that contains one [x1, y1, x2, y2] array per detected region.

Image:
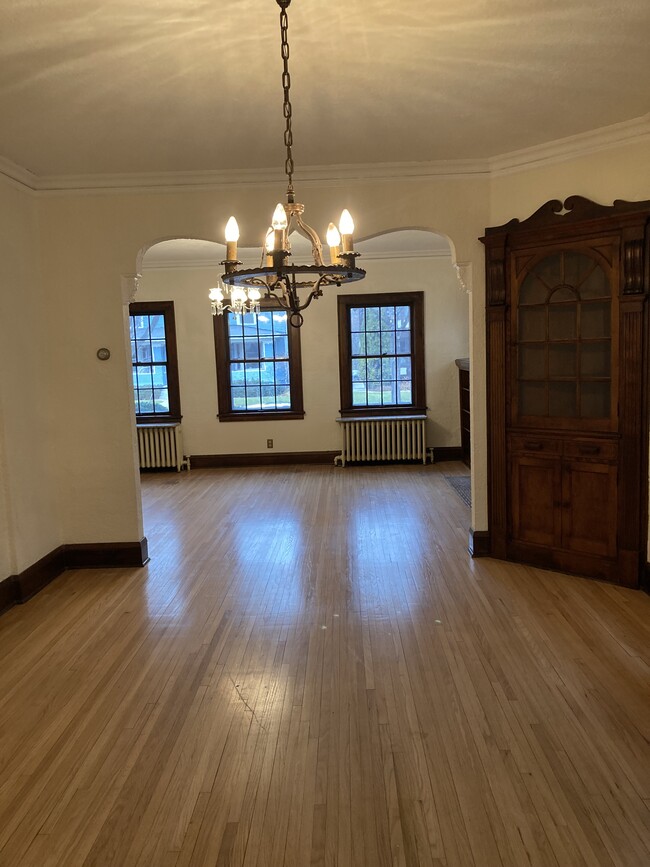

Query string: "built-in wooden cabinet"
[[482, 197, 650, 587]]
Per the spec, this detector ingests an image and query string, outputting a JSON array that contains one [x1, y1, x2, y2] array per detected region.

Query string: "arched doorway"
[[128, 227, 472, 544]]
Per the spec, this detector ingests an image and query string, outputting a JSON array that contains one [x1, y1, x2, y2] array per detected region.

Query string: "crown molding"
[[489, 113, 650, 176], [2, 114, 649, 194], [142, 259, 223, 271], [358, 248, 451, 262], [35, 159, 489, 195], [0, 155, 38, 192]]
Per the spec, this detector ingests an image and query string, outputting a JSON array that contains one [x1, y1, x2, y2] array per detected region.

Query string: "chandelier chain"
[[279, 5, 294, 197], [214, 0, 365, 328]]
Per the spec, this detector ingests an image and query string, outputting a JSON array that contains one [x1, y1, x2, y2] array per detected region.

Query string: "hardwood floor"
[[0, 464, 649, 866]]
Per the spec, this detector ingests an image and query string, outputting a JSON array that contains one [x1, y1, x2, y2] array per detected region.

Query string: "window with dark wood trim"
[[213, 304, 304, 422], [129, 300, 182, 422], [337, 291, 425, 417]]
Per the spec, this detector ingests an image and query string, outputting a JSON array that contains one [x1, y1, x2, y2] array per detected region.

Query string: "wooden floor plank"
[[0, 463, 648, 866]]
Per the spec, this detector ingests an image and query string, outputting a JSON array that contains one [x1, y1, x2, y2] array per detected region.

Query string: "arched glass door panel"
[[516, 251, 612, 421]]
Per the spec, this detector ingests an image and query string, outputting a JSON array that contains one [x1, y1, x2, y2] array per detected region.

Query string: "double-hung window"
[[337, 291, 425, 416], [213, 305, 304, 421], [129, 300, 182, 422]]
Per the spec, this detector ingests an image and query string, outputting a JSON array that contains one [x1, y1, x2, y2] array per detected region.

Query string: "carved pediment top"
[[483, 196, 650, 237]]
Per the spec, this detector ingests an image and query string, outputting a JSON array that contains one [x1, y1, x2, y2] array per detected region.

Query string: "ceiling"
[[1, 0, 649, 178]]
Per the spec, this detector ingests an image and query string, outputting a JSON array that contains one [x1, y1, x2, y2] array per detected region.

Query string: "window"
[[337, 291, 425, 416], [129, 301, 181, 422], [213, 304, 304, 421]]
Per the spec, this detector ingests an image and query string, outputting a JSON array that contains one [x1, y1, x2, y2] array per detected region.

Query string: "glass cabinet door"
[[515, 251, 613, 426]]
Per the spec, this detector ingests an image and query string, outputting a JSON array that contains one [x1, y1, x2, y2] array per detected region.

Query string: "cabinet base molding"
[[469, 529, 491, 557], [1, 538, 149, 616], [506, 540, 642, 588]]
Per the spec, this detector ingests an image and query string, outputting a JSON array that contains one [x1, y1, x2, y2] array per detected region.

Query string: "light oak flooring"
[[0, 463, 649, 867]]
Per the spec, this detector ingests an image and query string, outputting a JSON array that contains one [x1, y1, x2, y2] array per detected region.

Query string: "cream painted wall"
[[36, 175, 489, 549], [0, 177, 61, 576], [137, 251, 468, 457], [3, 137, 647, 576], [489, 139, 650, 225]]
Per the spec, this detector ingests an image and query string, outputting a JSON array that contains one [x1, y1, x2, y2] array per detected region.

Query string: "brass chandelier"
[[209, 0, 365, 328]]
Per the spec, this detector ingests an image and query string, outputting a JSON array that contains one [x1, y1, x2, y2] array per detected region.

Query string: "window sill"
[[338, 407, 427, 420], [136, 415, 182, 425], [217, 410, 305, 422]]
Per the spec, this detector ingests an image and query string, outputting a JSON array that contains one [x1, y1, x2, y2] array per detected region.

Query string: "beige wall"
[[138, 251, 469, 457], [35, 175, 490, 550], [489, 140, 650, 226], [3, 136, 650, 579], [0, 177, 61, 575]]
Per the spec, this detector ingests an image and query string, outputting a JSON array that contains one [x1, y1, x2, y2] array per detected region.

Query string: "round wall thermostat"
[[96, 347, 111, 361]]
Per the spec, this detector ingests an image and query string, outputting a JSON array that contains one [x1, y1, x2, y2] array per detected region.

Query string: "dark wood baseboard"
[[0, 575, 18, 614], [469, 528, 490, 558], [433, 446, 464, 463], [12, 545, 67, 603], [65, 539, 149, 569], [3, 537, 149, 616], [191, 451, 339, 468]]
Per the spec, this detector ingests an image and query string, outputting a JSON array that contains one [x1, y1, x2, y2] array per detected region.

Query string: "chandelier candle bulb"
[[326, 222, 341, 264], [272, 203, 288, 252], [225, 216, 240, 261], [231, 287, 247, 307], [209, 285, 225, 315], [339, 209, 354, 253], [265, 228, 274, 267]]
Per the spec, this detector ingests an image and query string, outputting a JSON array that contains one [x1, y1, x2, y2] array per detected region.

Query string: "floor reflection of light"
[[231, 510, 305, 616], [220, 671, 285, 732], [350, 496, 426, 609], [143, 519, 187, 620]]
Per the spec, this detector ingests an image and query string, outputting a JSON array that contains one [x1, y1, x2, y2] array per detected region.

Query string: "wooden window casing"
[[337, 291, 426, 417], [129, 300, 182, 423], [213, 303, 304, 422]]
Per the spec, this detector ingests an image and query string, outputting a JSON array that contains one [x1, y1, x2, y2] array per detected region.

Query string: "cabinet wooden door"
[[510, 453, 562, 548], [562, 458, 617, 558]]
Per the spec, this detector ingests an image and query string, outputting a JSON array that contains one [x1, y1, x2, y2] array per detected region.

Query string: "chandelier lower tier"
[[209, 0, 365, 328]]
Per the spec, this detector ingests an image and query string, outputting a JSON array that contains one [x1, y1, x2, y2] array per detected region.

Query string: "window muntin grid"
[[349, 303, 413, 407], [130, 313, 171, 416], [226, 309, 292, 412]]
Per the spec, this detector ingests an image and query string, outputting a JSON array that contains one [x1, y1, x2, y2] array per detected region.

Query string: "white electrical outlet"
[[267, 439, 273, 449]]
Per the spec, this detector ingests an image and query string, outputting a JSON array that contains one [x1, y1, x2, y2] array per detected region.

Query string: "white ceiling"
[[1, 0, 649, 178]]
